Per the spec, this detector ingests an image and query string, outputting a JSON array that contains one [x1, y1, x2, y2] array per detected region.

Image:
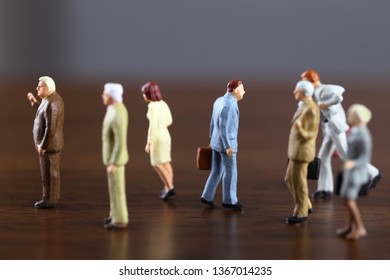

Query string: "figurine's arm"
[[109, 116, 125, 165], [165, 103, 173, 127], [296, 108, 318, 141], [146, 105, 158, 152], [27, 92, 40, 109], [209, 117, 214, 141], [37, 104, 52, 154], [319, 85, 345, 108], [219, 105, 234, 154], [346, 137, 371, 170]]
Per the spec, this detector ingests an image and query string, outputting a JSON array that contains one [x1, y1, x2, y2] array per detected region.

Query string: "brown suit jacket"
[[33, 92, 64, 153], [287, 99, 320, 162]]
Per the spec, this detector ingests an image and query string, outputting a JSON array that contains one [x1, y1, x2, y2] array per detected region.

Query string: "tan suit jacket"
[[288, 99, 320, 162], [102, 103, 129, 166]]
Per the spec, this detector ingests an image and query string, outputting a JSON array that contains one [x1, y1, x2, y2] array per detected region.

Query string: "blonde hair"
[[39, 76, 56, 93], [349, 104, 372, 124]]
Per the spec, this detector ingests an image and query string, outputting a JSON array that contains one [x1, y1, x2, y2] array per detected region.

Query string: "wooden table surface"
[[0, 79, 389, 259]]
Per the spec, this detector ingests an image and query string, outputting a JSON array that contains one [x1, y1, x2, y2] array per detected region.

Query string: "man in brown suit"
[[27, 76, 64, 208], [285, 80, 320, 223]]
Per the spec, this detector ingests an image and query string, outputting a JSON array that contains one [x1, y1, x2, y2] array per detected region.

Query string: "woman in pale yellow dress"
[[141, 82, 175, 200]]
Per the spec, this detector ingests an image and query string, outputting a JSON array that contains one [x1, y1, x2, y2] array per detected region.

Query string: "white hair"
[[104, 83, 124, 102], [349, 104, 372, 124], [296, 80, 314, 97], [39, 76, 56, 93]]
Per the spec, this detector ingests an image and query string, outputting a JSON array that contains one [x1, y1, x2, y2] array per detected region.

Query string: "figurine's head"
[[102, 83, 123, 105], [347, 104, 372, 127], [37, 76, 55, 99], [301, 69, 321, 87], [227, 80, 245, 101], [141, 82, 163, 102], [294, 80, 314, 101]]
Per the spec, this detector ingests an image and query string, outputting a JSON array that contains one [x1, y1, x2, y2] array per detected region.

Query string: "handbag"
[[196, 146, 212, 170], [307, 157, 321, 180], [334, 171, 370, 196], [287, 157, 321, 180]]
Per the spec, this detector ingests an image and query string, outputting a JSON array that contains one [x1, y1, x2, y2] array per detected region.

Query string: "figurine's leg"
[[221, 153, 238, 204], [201, 150, 223, 202], [107, 166, 128, 225], [285, 160, 297, 213], [162, 162, 173, 189], [336, 211, 352, 238], [292, 161, 309, 217], [316, 129, 335, 193], [153, 166, 168, 189], [367, 163, 379, 179], [48, 152, 61, 202], [345, 199, 366, 240], [154, 162, 174, 191], [331, 131, 348, 161], [337, 197, 352, 237], [39, 153, 51, 202], [39, 152, 60, 204]]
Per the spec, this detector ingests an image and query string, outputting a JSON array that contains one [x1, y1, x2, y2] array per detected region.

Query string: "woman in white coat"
[[141, 82, 175, 200]]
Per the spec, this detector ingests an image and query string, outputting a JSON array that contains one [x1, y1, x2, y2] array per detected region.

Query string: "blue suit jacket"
[[209, 93, 239, 153]]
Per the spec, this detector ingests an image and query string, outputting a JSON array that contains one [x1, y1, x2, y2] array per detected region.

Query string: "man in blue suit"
[[201, 80, 245, 210]]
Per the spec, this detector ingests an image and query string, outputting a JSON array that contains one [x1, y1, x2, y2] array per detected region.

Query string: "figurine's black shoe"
[[312, 190, 332, 199], [161, 189, 176, 200], [286, 215, 307, 224], [201, 198, 214, 207], [312, 191, 324, 198], [222, 202, 243, 211], [34, 200, 55, 209], [308, 208, 313, 214], [370, 171, 383, 189], [104, 222, 128, 230], [103, 217, 112, 225]]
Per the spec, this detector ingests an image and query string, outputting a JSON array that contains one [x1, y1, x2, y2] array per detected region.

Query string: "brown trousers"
[[285, 160, 312, 217], [39, 152, 61, 203]]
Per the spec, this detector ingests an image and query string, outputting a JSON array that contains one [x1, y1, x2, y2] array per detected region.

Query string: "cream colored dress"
[[147, 100, 173, 166]]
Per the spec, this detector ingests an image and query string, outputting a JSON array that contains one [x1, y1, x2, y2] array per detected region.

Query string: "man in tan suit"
[[27, 76, 64, 208], [102, 83, 129, 230], [285, 80, 320, 223]]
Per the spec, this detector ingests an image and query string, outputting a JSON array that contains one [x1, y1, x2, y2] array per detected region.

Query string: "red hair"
[[141, 81, 163, 101], [227, 80, 243, 92], [301, 69, 320, 83]]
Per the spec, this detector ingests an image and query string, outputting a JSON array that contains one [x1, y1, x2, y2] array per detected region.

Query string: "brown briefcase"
[[196, 146, 212, 170]]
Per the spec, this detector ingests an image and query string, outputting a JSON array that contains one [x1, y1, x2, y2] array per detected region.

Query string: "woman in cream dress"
[[141, 82, 175, 200]]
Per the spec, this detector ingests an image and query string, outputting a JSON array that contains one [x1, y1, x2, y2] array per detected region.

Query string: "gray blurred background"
[[0, 0, 389, 173], [1, 0, 389, 82]]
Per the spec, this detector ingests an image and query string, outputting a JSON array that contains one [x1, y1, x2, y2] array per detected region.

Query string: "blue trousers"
[[201, 149, 238, 204]]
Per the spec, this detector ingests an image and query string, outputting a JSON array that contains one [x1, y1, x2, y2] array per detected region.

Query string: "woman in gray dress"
[[337, 104, 372, 240]]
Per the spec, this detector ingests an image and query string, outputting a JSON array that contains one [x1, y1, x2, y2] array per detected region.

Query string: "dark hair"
[[301, 69, 320, 83], [141, 82, 163, 101], [227, 80, 243, 92]]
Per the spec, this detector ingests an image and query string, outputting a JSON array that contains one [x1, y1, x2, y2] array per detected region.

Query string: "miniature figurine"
[[141, 82, 175, 200], [200, 80, 245, 210], [337, 104, 372, 240], [300, 69, 348, 199], [102, 83, 129, 230], [301, 70, 382, 198], [285, 81, 320, 223], [27, 76, 64, 209]]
